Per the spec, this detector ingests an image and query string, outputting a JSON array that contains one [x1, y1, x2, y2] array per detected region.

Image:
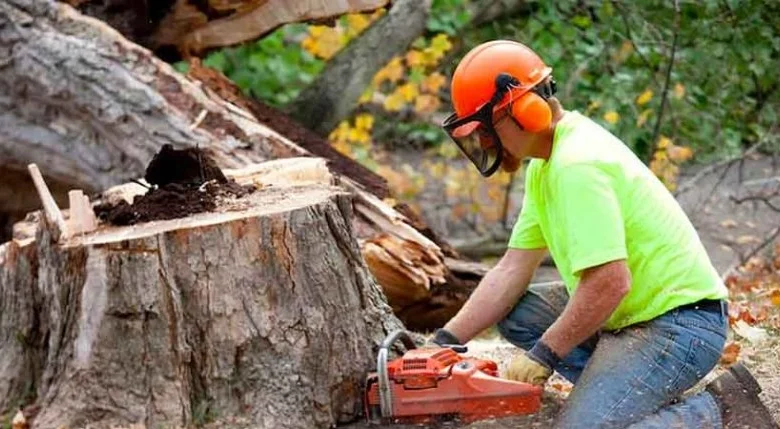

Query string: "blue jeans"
[[497, 282, 728, 429]]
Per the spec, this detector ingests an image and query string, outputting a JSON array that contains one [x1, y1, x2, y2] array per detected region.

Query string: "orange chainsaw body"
[[364, 345, 543, 423]]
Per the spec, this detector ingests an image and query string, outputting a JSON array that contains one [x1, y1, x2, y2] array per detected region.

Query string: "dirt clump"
[[96, 145, 254, 226]]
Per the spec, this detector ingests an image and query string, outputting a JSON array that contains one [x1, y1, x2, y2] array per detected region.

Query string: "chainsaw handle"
[[377, 330, 417, 418], [379, 329, 417, 351]]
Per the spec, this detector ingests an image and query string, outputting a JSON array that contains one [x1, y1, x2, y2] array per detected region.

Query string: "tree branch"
[[647, 0, 680, 161], [674, 135, 769, 198], [288, 0, 432, 135], [611, 0, 658, 83], [729, 191, 780, 213]]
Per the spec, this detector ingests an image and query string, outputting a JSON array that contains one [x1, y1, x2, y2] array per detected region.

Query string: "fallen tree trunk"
[[0, 0, 482, 340], [1, 162, 404, 428], [66, 0, 389, 57]]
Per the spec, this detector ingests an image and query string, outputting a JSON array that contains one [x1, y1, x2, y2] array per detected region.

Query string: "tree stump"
[[0, 177, 403, 429]]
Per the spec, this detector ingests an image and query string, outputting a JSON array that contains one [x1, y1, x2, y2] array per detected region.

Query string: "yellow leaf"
[[382, 197, 397, 207], [657, 136, 672, 149], [586, 100, 602, 113], [308, 26, 326, 37], [373, 57, 405, 85], [637, 109, 652, 127], [674, 83, 686, 99], [430, 34, 453, 54], [383, 92, 405, 111], [397, 82, 419, 102], [423, 34, 453, 65], [414, 94, 440, 114], [405, 50, 425, 67], [348, 127, 370, 145], [636, 89, 653, 106], [345, 13, 371, 36], [770, 289, 780, 307], [354, 113, 374, 131], [328, 121, 351, 143], [370, 8, 386, 20], [667, 144, 694, 163], [307, 26, 344, 59], [603, 111, 619, 124], [358, 87, 374, 104], [421, 72, 446, 94], [331, 139, 353, 157]]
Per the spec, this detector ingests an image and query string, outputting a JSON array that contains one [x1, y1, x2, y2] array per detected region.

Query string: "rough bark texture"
[[0, 0, 482, 340], [64, 0, 388, 58], [288, 0, 432, 135], [0, 180, 404, 429]]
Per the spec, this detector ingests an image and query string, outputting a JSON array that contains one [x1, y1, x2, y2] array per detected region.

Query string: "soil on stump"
[[95, 144, 254, 225]]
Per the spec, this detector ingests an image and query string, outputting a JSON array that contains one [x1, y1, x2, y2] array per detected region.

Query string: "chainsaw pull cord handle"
[[377, 330, 417, 418]]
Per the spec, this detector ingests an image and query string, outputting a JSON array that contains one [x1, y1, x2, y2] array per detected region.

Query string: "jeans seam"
[[600, 331, 675, 422], [668, 336, 697, 393]]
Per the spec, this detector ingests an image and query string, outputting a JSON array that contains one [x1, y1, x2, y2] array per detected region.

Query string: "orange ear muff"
[[510, 91, 552, 133]]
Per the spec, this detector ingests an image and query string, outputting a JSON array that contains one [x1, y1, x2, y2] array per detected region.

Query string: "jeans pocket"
[[668, 333, 725, 394]]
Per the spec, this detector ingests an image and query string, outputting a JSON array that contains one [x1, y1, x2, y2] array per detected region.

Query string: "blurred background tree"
[[177, 0, 779, 239]]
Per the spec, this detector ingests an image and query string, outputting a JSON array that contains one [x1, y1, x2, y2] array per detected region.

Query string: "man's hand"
[[425, 328, 461, 348], [504, 352, 552, 385]]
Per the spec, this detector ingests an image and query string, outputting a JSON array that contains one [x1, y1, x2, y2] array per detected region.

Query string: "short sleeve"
[[555, 164, 627, 273], [508, 173, 546, 250]]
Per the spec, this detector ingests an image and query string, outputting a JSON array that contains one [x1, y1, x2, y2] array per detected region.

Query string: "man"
[[434, 40, 777, 428]]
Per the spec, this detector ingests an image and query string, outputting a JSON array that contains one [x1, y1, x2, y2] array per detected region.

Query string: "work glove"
[[425, 328, 462, 348], [504, 340, 559, 386]]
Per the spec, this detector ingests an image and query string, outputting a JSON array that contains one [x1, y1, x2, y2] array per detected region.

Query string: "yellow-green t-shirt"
[[508, 111, 727, 330]]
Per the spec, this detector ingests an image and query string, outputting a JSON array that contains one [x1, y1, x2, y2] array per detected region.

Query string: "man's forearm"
[[443, 249, 546, 343], [541, 261, 630, 358]]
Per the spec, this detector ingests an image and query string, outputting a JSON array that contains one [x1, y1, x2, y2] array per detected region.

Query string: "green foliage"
[[201, 25, 324, 107], [427, 0, 472, 35], [184, 0, 778, 165], [456, 0, 780, 161]]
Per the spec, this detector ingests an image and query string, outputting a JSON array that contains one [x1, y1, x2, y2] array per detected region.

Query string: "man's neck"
[[530, 99, 566, 160]]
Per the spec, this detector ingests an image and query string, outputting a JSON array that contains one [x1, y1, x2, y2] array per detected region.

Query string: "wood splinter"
[[67, 189, 98, 236], [27, 163, 68, 241]]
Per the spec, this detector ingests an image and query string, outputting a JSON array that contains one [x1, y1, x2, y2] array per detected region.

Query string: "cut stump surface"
[[0, 181, 403, 429]]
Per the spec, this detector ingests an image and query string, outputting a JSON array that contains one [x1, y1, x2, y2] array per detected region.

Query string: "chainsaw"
[[364, 330, 544, 424]]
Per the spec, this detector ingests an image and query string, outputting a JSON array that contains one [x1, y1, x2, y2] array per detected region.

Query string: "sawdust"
[[95, 144, 254, 225]]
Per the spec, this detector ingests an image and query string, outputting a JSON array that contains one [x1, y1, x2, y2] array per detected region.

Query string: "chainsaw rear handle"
[[376, 330, 469, 418]]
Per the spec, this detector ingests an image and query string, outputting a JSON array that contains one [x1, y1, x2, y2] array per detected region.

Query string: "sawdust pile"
[[95, 144, 254, 225]]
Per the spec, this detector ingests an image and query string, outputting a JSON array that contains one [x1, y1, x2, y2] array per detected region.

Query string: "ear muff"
[[509, 91, 552, 133]]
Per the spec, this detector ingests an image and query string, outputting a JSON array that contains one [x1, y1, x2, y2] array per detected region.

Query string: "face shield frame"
[[442, 74, 557, 177]]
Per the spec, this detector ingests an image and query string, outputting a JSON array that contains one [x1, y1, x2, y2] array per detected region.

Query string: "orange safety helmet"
[[450, 40, 554, 133]]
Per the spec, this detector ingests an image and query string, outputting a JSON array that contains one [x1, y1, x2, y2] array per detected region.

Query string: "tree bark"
[[288, 0, 432, 135], [65, 0, 389, 58], [0, 0, 483, 343], [1, 167, 404, 429]]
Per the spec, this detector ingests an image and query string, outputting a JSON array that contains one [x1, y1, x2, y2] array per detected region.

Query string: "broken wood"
[[67, 0, 388, 57], [1, 164, 404, 429], [26, 165, 67, 242], [1, 0, 483, 342]]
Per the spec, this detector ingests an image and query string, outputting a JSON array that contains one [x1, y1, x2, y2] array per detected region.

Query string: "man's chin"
[[501, 156, 521, 173]]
